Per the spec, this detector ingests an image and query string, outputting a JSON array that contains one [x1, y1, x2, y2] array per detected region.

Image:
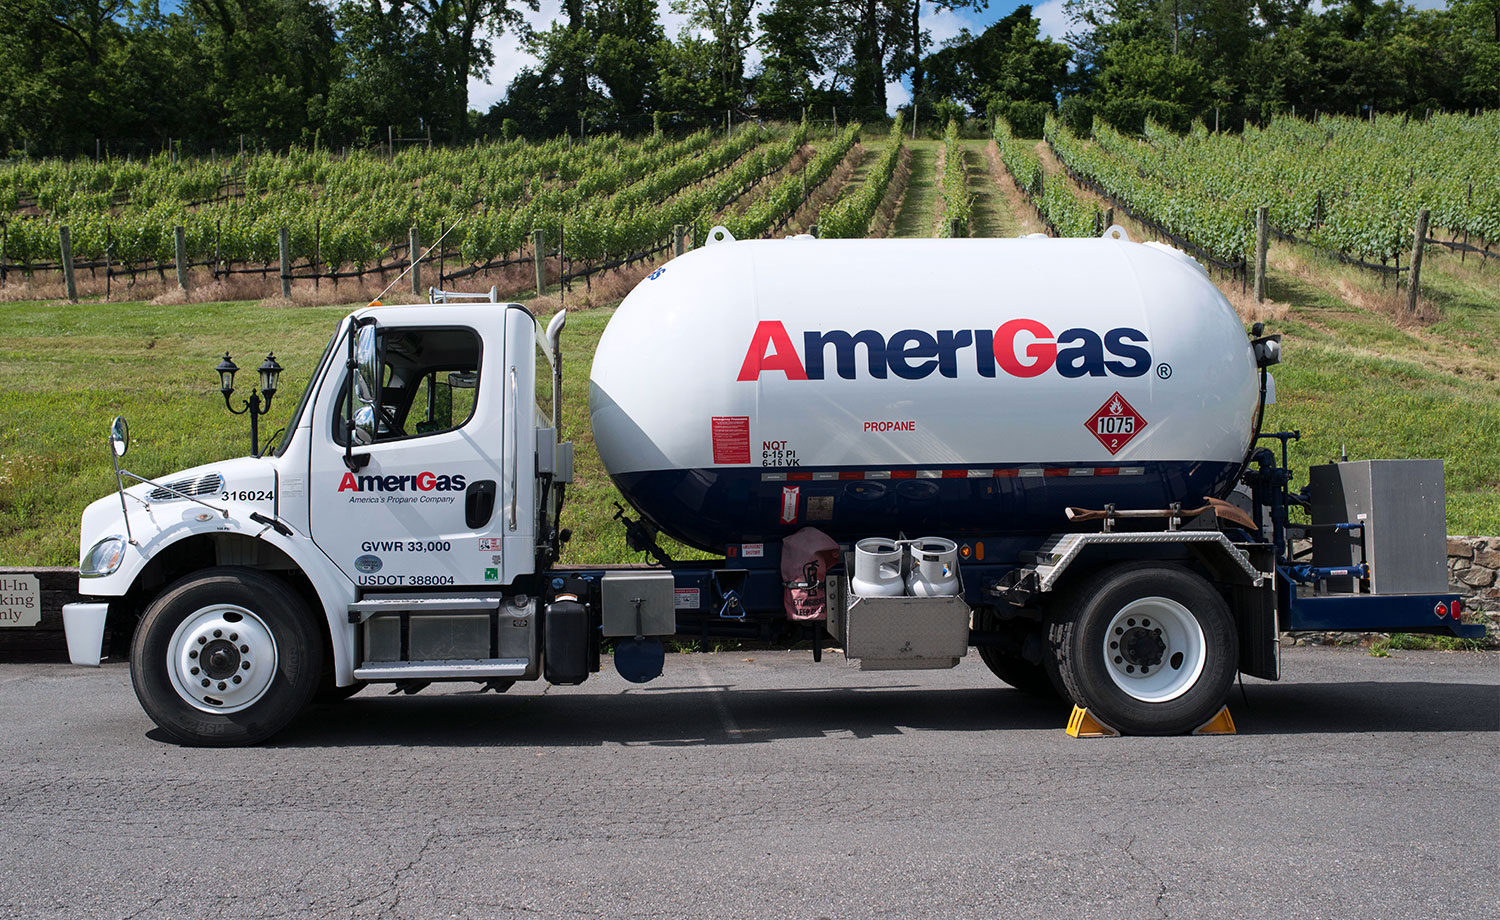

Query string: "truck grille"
[[148, 473, 223, 502]]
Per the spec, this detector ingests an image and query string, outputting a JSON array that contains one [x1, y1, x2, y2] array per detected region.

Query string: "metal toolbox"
[[601, 570, 676, 637], [830, 575, 971, 670], [1309, 460, 1447, 594]]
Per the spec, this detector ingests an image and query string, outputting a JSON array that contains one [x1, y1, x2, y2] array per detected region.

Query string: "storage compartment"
[[831, 575, 971, 670], [359, 598, 538, 670], [1309, 460, 1447, 594], [601, 571, 676, 637]]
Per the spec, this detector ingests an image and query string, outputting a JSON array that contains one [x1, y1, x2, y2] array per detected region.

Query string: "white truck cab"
[[66, 298, 572, 745]]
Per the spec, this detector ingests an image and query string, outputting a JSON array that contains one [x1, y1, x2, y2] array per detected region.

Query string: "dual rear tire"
[[978, 564, 1238, 735]]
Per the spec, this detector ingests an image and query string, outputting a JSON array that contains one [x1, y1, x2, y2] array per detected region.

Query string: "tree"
[[907, 0, 987, 102], [401, 0, 539, 140], [670, 0, 757, 111]]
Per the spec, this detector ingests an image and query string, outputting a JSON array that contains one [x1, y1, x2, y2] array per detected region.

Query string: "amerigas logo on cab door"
[[337, 471, 465, 504]]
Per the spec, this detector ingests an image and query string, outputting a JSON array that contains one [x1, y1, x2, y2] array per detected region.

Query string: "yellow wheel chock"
[[1065, 704, 1236, 738]]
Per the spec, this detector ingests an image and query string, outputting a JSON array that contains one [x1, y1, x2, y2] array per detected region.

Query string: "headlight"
[[80, 536, 127, 578]]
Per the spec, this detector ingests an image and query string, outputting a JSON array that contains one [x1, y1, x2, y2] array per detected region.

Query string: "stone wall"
[[1447, 536, 1500, 636]]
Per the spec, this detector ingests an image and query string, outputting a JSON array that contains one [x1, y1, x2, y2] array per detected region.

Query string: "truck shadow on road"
[[260, 679, 1499, 748]]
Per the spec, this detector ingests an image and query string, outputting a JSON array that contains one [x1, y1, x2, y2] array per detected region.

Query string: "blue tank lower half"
[[611, 460, 1244, 554]]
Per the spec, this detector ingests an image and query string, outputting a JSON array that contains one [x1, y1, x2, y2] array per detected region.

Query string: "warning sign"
[[780, 486, 800, 524], [711, 416, 751, 464], [1086, 392, 1147, 455]]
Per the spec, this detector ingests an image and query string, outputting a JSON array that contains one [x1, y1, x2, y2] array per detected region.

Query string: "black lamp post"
[[216, 351, 282, 456]]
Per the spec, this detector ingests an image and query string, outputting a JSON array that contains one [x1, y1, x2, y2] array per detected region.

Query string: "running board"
[[348, 595, 504, 624], [353, 659, 530, 681]]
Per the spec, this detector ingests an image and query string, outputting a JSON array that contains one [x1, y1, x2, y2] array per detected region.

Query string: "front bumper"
[[62, 602, 110, 666]]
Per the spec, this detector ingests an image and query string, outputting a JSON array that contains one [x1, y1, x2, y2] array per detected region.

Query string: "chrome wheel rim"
[[1101, 597, 1205, 703], [166, 604, 278, 714]]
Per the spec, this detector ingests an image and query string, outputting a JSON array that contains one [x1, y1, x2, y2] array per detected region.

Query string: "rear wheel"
[[131, 567, 322, 746], [1053, 564, 1236, 735]]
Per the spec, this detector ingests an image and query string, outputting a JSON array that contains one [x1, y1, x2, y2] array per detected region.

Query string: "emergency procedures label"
[[711, 416, 751, 464]]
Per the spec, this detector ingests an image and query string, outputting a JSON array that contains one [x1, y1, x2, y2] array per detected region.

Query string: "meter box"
[[1309, 459, 1447, 595], [601, 571, 676, 637]]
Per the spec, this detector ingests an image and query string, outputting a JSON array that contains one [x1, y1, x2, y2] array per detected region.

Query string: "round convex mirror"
[[110, 416, 129, 458]]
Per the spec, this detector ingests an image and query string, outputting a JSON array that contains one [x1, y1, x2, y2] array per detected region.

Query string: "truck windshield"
[[274, 323, 341, 458]]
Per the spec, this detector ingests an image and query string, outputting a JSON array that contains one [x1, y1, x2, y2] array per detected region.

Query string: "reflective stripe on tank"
[[761, 465, 1147, 482]]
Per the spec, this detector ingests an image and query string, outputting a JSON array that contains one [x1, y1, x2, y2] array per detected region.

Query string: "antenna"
[[366, 214, 470, 307]]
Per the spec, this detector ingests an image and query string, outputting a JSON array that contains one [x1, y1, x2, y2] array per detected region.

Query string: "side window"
[[336, 327, 482, 444]]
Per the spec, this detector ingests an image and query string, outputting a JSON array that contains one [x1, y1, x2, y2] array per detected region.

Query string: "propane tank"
[[590, 236, 1259, 553], [906, 537, 960, 597]]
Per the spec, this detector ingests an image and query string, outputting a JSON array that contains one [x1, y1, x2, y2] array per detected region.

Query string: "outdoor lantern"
[[216, 352, 238, 395], [213, 349, 285, 457], [257, 353, 282, 399]]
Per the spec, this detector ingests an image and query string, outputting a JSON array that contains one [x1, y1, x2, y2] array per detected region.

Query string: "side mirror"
[[109, 416, 129, 459], [351, 404, 376, 445], [353, 324, 379, 404]]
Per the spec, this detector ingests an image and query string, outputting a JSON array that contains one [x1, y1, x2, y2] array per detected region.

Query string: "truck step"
[[353, 658, 530, 681], [348, 595, 505, 623]]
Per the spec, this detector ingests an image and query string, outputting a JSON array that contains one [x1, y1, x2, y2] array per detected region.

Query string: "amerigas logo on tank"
[[737, 320, 1151, 381]]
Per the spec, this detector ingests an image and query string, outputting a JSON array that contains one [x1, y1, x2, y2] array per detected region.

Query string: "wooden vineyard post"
[[949, 218, 962, 239], [1104, 207, 1114, 231], [672, 225, 686, 257], [533, 229, 546, 296], [59, 225, 78, 303], [1407, 208, 1429, 315], [174, 226, 189, 291], [1254, 206, 1268, 303], [278, 227, 291, 298], [1, 221, 7, 291], [409, 226, 421, 295]]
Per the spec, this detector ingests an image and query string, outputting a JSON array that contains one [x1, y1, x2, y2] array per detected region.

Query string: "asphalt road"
[[1, 647, 1496, 920]]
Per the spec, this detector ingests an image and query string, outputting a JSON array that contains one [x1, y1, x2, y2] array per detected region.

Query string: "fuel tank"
[[588, 236, 1259, 552]]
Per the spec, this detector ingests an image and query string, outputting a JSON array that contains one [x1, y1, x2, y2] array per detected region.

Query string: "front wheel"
[[1053, 564, 1237, 735], [131, 567, 322, 746]]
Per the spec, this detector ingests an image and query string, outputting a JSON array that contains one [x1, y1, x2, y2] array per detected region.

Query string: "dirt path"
[[964, 139, 1027, 238], [890, 140, 940, 238]]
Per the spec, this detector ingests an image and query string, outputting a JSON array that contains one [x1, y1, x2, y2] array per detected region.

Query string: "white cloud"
[[886, 80, 912, 116], [1032, 0, 1075, 42]]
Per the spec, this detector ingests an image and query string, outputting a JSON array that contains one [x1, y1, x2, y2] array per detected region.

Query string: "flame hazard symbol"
[[1086, 392, 1147, 455]]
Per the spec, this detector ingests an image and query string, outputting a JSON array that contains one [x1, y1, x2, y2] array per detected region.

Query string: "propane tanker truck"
[[64, 229, 1479, 745]]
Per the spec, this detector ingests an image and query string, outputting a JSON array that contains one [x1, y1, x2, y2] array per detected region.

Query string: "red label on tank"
[[780, 486, 800, 524], [1086, 392, 1147, 455], [712, 416, 752, 464]]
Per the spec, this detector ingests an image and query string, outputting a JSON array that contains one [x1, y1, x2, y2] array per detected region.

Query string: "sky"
[[466, 1, 1077, 116]]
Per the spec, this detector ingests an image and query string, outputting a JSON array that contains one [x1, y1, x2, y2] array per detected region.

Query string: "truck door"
[[307, 309, 536, 589]]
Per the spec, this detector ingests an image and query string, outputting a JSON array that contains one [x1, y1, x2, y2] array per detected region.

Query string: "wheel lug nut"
[[201, 678, 210, 687], [1142, 666, 1150, 673], [241, 661, 251, 670], [1114, 627, 1123, 635], [1126, 665, 1135, 673], [1114, 656, 1123, 664], [213, 629, 222, 638], [1142, 619, 1151, 627], [1127, 618, 1136, 626], [240, 645, 249, 653], [218, 682, 227, 691], [197, 636, 206, 645], [190, 667, 200, 675], [233, 676, 242, 684], [229, 633, 238, 641], [189, 650, 198, 659], [1110, 641, 1118, 649]]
